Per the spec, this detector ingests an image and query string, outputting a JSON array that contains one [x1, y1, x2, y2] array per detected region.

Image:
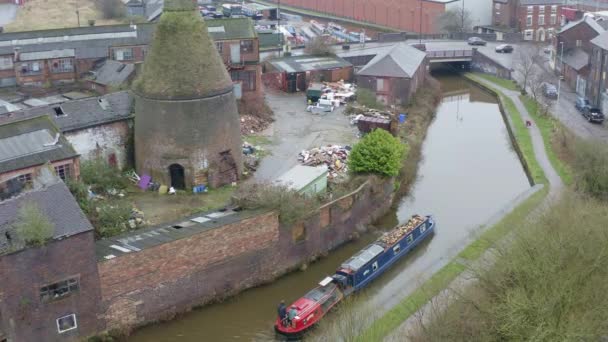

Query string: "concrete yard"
[[253, 90, 358, 181]]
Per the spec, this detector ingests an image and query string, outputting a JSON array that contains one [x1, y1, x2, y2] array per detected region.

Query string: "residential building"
[[0, 170, 102, 342], [0, 115, 80, 184], [355, 43, 428, 106], [207, 18, 262, 100], [588, 31, 608, 111], [1, 92, 133, 170], [518, 0, 566, 41], [0, 18, 262, 97], [555, 15, 605, 95], [493, 0, 519, 29]]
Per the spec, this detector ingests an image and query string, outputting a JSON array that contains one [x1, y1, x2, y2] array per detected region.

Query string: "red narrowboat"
[[274, 277, 343, 339]]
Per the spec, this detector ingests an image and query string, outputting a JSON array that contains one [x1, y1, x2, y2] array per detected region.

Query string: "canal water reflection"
[[128, 73, 530, 341]]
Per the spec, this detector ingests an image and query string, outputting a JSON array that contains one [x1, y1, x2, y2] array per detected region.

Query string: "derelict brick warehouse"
[[133, 0, 243, 189], [267, 0, 446, 33]]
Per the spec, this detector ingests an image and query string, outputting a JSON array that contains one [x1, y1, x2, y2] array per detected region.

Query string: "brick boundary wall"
[[98, 178, 395, 331]]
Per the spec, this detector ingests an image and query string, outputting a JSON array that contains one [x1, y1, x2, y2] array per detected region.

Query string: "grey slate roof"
[[88, 60, 135, 87], [519, 0, 564, 4], [2, 91, 133, 132], [0, 116, 78, 174], [0, 24, 156, 58], [0, 176, 93, 254], [591, 30, 608, 50], [560, 48, 590, 71], [559, 15, 605, 34], [357, 42, 426, 78]]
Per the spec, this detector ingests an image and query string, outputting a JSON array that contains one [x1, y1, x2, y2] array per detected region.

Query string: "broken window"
[[21, 61, 42, 75], [113, 48, 134, 61], [56, 314, 77, 333], [41, 277, 79, 302], [51, 58, 73, 73], [54, 164, 72, 181], [216, 42, 224, 54], [0, 56, 13, 70], [17, 173, 32, 186], [53, 106, 65, 117], [240, 40, 254, 53]]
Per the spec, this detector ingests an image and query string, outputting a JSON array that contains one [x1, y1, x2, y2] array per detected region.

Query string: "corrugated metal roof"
[[269, 55, 352, 73], [0, 116, 77, 174], [275, 165, 327, 191], [19, 49, 75, 61]]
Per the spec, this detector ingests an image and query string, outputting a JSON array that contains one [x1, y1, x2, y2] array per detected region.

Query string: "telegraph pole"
[[419, 0, 423, 44]]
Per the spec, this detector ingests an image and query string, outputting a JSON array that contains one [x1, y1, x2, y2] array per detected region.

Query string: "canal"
[[128, 73, 531, 341]]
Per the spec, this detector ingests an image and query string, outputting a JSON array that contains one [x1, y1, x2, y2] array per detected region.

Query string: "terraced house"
[[0, 18, 261, 98]]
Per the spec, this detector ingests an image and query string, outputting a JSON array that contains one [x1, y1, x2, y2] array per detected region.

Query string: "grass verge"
[[472, 73, 519, 91], [519, 95, 573, 185], [357, 262, 466, 342]]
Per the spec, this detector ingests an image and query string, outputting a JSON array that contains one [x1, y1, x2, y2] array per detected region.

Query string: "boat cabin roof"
[[304, 283, 336, 302], [340, 243, 384, 272]]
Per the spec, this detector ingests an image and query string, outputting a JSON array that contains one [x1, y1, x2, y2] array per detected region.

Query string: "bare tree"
[[528, 71, 554, 116], [515, 44, 545, 94], [97, 0, 126, 19], [304, 36, 335, 56], [437, 7, 473, 33]]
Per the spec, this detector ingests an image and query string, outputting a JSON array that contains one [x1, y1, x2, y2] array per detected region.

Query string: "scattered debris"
[[242, 142, 265, 173], [298, 145, 351, 180], [240, 114, 272, 135]]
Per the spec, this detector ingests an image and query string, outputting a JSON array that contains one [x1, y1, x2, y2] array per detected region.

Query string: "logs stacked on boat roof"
[[380, 215, 425, 246], [298, 145, 351, 180]]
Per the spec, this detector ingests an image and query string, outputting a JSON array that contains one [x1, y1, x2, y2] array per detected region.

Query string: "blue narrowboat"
[[333, 214, 435, 293], [275, 214, 435, 338]]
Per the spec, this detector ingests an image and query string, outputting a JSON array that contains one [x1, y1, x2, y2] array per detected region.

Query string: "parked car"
[[582, 107, 605, 123], [467, 37, 487, 46], [575, 97, 591, 112], [495, 44, 514, 53], [542, 82, 558, 99]]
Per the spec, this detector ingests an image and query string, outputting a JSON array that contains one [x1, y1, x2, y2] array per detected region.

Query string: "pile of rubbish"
[[242, 142, 265, 173], [347, 106, 393, 125], [127, 207, 147, 229], [298, 145, 351, 180], [240, 114, 272, 135], [380, 215, 426, 245]]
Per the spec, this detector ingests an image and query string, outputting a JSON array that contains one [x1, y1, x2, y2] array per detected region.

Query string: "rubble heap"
[[240, 114, 273, 135], [348, 105, 393, 125], [298, 145, 351, 180], [380, 215, 426, 246]]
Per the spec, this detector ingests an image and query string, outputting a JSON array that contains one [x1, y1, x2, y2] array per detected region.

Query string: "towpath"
[[385, 76, 564, 341]]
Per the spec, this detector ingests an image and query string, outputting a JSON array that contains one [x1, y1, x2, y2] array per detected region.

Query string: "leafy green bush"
[[573, 140, 608, 200], [14, 202, 54, 247], [232, 183, 320, 225], [348, 129, 407, 177], [355, 88, 385, 110], [67, 180, 91, 214], [93, 201, 133, 238], [80, 158, 128, 194]]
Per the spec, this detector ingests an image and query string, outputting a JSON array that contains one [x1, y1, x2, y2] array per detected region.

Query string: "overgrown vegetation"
[[14, 202, 54, 247], [355, 88, 386, 110], [437, 7, 472, 33], [395, 77, 442, 197], [91, 201, 133, 238], [232, 183, 320, 225], [573, 139, 608, 200], [304, 36, 335, 56], [410, 191, 608, 341], [349, 129, 407, 177], [80, 158, 129, 194]]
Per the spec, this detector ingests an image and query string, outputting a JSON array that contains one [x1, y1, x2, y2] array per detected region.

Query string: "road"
[[512, 43, 608, 141]]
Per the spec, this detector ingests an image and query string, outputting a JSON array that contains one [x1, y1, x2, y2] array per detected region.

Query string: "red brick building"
[[517, 0, 565, 41], [268, 0, 447, 34]]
